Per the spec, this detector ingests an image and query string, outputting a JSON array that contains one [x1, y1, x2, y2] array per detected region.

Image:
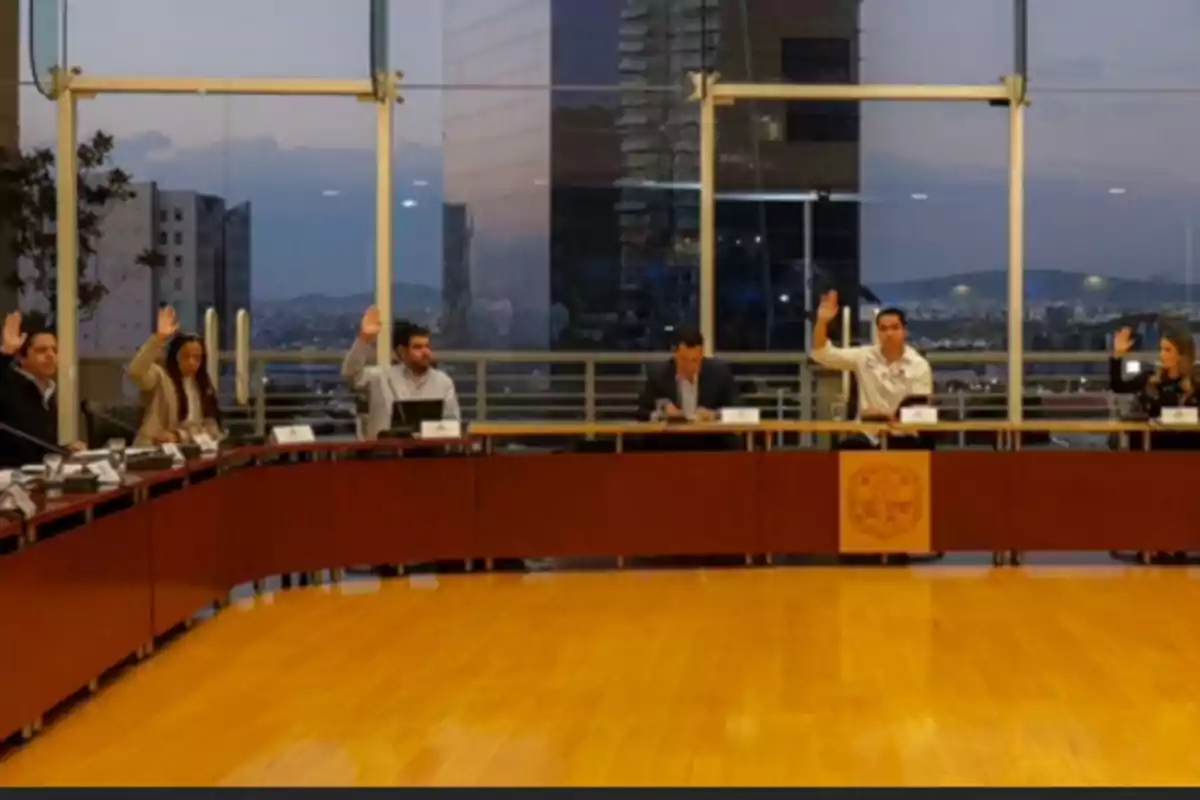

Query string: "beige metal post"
[[54, 71, 78, 443], [50, 72, 378, 435], [374, 72, 396, 367], [695, 73, 717, 356], [1006, 75, 1027, 423]]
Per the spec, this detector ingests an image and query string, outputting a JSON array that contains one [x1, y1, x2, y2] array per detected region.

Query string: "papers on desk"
[[78, 447, 156, 460], [0, 483, 36, 519], [87, 460, 122, 485]]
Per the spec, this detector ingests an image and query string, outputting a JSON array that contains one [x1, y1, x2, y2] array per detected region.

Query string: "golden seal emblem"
[[845, 463, 924, 540]]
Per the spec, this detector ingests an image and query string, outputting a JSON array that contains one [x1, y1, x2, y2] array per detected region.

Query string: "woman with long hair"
[[1111, 324, 1199, 451], [128, 306, 223, 446]]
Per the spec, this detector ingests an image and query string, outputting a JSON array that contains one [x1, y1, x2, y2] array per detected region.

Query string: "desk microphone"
[[0, 420, 70, 458]]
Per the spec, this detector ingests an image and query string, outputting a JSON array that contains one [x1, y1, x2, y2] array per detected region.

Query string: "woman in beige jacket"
[[128, 306, 223, 446]]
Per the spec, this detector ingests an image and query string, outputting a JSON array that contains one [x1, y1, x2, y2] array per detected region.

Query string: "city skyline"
[[12, 0, 1200, 303]]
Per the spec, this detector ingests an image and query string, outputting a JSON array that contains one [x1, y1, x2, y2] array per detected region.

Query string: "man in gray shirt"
[[342, 307, 461, 439]]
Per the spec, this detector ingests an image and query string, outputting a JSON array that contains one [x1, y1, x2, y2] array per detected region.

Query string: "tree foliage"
[[0, 130, 165, 321]]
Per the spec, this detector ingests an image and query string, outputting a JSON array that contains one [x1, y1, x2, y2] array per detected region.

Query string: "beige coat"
[[128, 336, 222, 447]]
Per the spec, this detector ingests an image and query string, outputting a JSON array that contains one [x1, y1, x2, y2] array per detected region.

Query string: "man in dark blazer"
[[636, 329, 741, 450]]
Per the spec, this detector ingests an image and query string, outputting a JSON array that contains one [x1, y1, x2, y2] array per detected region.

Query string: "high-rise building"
[[223, 202, 252, 346], [158, 190, 252, 348], [18, 185, 252, 355], [443, 0, 860, 350], [80, 181, 161, 353], [441, 202, 472, 346]]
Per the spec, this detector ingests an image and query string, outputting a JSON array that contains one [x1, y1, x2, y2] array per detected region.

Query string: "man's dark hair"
[[875, 307, 908, 328], [18, 317, 55, 357], [673, 327, 704, 349], [393, 319, 431, 350]]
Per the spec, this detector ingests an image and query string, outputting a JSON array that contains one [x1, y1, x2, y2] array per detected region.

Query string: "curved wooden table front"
[[1, 424, 1195, 743]]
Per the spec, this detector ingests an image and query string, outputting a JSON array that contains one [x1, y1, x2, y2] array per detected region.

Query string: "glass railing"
[[77, 350, 1130, 445]]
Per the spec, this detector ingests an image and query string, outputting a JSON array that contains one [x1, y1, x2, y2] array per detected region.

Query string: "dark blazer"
[[1109, 357, 1200, 450], [636, 358, 742, 420], [0, 354, 59, 468]]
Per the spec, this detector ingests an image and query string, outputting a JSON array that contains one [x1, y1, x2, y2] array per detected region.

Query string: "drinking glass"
[[106, 438, 127, 473], [42, 452, 63, 482]]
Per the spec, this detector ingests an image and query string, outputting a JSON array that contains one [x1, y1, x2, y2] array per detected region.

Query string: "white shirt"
[[811, 343, 933, 419], [341, 339, 461, 439]]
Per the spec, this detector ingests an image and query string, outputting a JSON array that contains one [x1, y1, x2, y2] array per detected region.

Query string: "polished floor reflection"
[[3, 566, 1200, 786]]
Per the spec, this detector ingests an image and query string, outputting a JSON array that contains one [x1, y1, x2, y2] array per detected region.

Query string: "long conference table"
[[1, 419, 1195, 744]]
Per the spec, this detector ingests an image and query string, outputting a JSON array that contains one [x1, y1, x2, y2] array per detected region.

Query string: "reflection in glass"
[[28, 0, 57, 99]]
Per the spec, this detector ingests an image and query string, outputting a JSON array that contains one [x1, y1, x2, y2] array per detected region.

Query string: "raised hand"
[[817, 290, 840, 323], [1, 311, 25, 356], [156, 305, 179, 340], [359, 306, 382, 342], [1113, 327, 1134, 357]]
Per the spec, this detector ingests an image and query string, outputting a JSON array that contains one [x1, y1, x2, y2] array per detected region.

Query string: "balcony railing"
[[78, 350, 1134, 446]]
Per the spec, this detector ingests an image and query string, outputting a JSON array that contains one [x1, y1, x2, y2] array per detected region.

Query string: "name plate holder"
[[269, 426, 317, 446], [0, 484, 37, 520], [193, 433, 222, 455], [899, 406, 939, 425], [1158, 407, 1198, 425], [87, 460, 123, 485], [418, 420, 462, 440], [719, 408, 761, 425], [162, 443, 184, 463]]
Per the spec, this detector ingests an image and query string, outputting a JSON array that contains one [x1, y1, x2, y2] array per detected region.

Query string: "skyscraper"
[[443, 0, 861, 350], [441, 202, 472, 346]]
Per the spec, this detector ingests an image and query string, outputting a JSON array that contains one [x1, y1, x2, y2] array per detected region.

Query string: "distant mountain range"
[[255, 283, 443, 316], [252, 269, 1190, 315], [871, 269, 1191, 306]]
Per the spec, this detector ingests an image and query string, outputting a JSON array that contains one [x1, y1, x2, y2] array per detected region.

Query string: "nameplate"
[[419, 420, 462, 440], [899, 406, 938, 425], [1, 484, 36, 519], [162, 443, 184, 462], [719, 408, 761, 424], [269, 426, 316, 446], [193, 433, 221, 454], [87, 460, 122, 485], [1158, 407, 1198, 425]]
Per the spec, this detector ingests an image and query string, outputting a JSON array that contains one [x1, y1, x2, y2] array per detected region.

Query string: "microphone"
[[0, 420, 70, 457]]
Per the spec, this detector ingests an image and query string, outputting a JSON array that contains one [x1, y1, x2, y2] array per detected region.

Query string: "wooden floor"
[[3, 565, 1200, 786]]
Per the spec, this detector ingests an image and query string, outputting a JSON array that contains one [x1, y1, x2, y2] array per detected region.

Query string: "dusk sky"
[[16, 0, 1200, 299]]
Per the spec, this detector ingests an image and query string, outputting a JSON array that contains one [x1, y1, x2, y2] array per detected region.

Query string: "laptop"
[[387, 399, 445, 438]]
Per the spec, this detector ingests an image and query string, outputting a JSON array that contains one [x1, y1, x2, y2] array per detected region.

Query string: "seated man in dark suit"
[[636, 328, 742, 450]]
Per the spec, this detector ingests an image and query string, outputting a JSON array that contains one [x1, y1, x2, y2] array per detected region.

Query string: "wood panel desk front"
[[1, 422, 1197, 743]]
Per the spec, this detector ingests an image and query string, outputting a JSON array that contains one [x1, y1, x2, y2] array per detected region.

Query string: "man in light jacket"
[[342, 307, 460, 440]]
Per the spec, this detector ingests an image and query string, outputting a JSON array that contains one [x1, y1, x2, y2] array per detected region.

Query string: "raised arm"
[[0, 311, 25, 383], [128, 306, 179, 391], [1109, 327, 1147, 394], [810, 290, 866, 371], [342, 306, 382, 390]]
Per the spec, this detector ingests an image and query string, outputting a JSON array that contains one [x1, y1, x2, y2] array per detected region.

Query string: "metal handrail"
[[79, 348, 1134, 438]]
